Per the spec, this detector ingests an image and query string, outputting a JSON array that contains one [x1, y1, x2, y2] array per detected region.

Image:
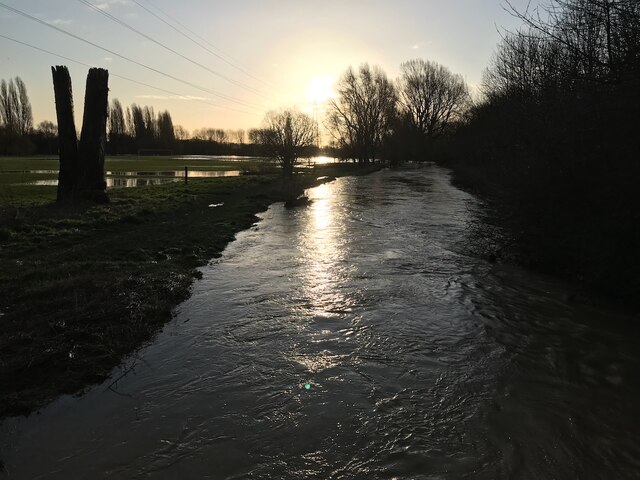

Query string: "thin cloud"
[[95, 0, 132, 11], [410, 40, 433, 50], [48, 18, 73, 26]]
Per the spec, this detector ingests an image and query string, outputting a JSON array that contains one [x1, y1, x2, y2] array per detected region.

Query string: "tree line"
[[256, 59, 471, 173], [1, 55, 472, 163], [447, 0, 640, 303]]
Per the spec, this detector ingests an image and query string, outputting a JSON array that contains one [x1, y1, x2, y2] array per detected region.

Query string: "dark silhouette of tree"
[[482, 31, 564, 101], [247, 128, 261, 144], [108, 98, 127, 154], [213, 129, 227, 143], [327, 64, 397, 164], [129, 104, 157, 148], [157, 110, 175, 149], [36, 120, 57, 138], [77, 67, 109, 201], [505, 0, 640, 82], [130, 104, 146, 146], [51, 65, 79, 200], [0, 76, 33, 135], [448, 0, 640, 303], [51, 66, 109, 202], [259, 109, 318, 176], [398, 59, 470, 138]]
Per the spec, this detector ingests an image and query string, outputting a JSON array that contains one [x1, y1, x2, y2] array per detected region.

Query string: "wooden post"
[[77, 68, 109, 203], [51, 66, 79, 202], [184, 166, 188, 184]]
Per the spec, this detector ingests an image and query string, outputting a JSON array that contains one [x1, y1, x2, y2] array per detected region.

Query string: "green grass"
[[0, 154, 273, 171], [0, 155, 279, 207]]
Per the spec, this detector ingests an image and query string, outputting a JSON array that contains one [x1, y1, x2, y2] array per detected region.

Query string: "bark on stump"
[[51, 66, 79, 202], [77, 68, 109, 203]]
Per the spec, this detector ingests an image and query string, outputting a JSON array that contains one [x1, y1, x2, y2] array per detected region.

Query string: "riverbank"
[[0, 163, 380, 419], [443, 158, 640, 312]]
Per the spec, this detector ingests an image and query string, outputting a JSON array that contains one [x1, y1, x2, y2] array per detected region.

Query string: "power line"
[[76, 0, 268, 99], [0, 33, 258, 117], [132, 0, 275, 91], [0, 1, 265, 112]]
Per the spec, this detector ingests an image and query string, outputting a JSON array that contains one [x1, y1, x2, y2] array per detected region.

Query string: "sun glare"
[[305, 76, 336, 104]]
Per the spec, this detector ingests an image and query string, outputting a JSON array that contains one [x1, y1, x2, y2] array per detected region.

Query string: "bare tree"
[[226, 129, 245, 144], [192, 128, 213, 141], [0, 76, 33, 135], [108, 99, 126, 139], [157, 110, 175, 147], [504, 0, 640, 82], [213, 128, 227, 143], [247, 128, 261, 144], [327, 64, 397, 163], [483, 31, 565, 100], [108, 98, 126, 153], [398, 59, 470, 138], [15, 77, 33, 135], [259, 109, 318, 176], [36, 120, 57, 137], [0, 79, 14, 128], [173, 125, 189, 140]]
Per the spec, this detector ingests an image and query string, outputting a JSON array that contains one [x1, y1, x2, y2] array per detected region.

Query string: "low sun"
[[305, 75, 336, 103]]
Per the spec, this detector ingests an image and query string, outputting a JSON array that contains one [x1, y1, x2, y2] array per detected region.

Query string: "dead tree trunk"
[[77, 68, 109, 203], [51, 66, 79, 202]]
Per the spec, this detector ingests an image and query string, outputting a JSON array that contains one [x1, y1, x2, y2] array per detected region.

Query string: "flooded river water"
[[1, 166, 639, 479]]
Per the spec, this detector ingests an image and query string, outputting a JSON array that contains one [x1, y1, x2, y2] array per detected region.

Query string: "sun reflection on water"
[[298, 181, 353, 319]]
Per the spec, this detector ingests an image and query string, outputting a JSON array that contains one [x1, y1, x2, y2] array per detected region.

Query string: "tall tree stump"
[[77, 68, 109, 203], [51, 66, 79, 202]]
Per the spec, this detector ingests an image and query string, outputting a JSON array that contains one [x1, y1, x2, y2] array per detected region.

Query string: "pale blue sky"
[[0, 0, 540, 132]]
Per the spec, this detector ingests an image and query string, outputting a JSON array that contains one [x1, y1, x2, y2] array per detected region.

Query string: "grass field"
[[0, 155, 278, 206]]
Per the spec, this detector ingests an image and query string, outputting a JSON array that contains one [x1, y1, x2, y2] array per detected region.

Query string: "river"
[[1, 165, 639, 479]]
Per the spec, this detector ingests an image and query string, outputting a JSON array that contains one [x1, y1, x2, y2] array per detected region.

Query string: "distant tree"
[[192, 128, 214, 141], [174, 125, 189, 140], [108, 98, 127, 154], [0, 76, 33, 135], [130, 103, 157, 148], [213, 128, 227, 143], [15, 77, 33, 135], [31, 120, 58, 155], [398, 59, 470, 138], [143, 106, 156, 141], [233, 129, 245, 144], [157, 110, 175, 148], [259, 109, 318, 176], [36, 120, 57, 137], [125, 105, 134, 136], [247, 128, 261, 144], [327, 64, 397, 163], [0, 80, 14, 129], [130, 104, 146, 144]]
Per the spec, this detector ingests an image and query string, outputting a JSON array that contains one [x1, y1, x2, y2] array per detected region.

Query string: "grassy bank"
[[0, 163, 379, 419]]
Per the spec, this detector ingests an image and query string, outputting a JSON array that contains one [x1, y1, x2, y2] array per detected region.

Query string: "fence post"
[[184, 166, 188, 184]]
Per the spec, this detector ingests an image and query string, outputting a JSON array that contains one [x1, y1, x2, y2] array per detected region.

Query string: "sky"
[[0, 0, 541, 134]]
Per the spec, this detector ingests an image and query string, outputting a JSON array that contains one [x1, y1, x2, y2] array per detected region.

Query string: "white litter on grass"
[[208, 203, 224, 208]]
